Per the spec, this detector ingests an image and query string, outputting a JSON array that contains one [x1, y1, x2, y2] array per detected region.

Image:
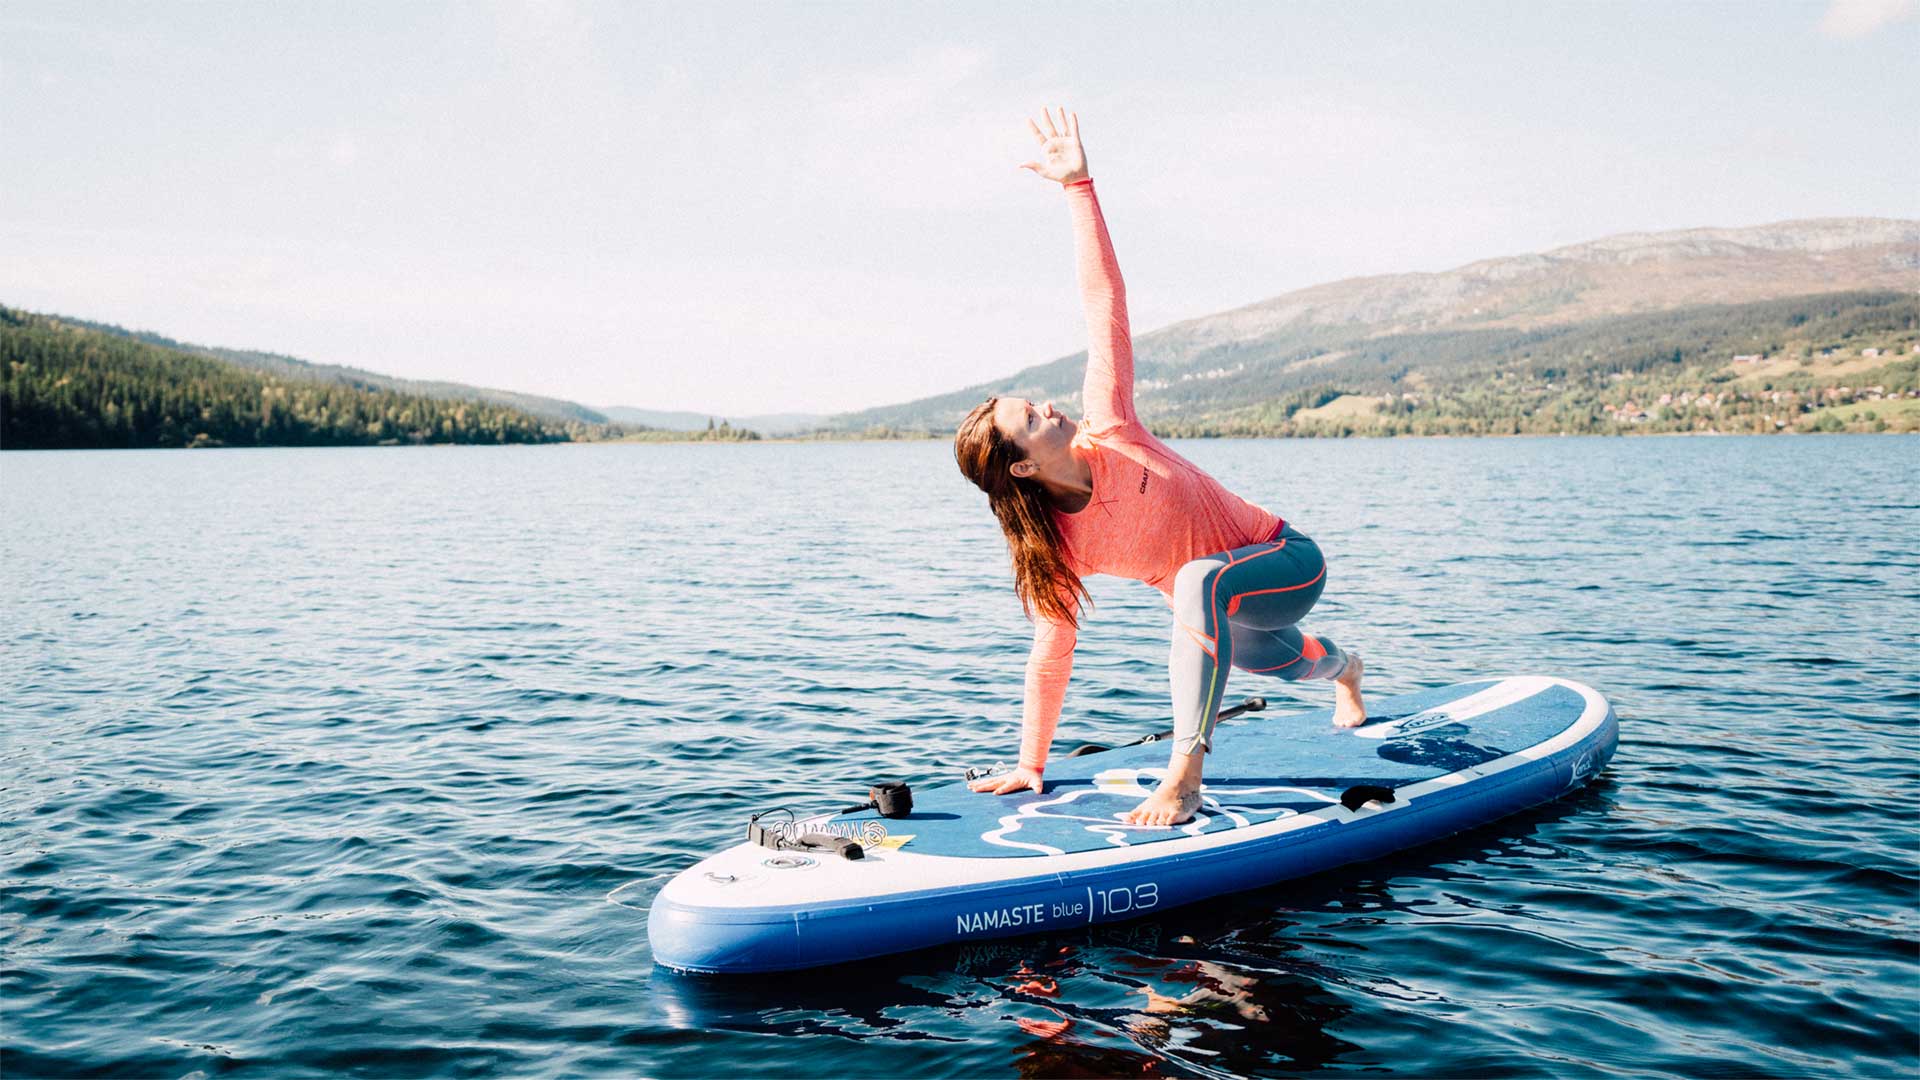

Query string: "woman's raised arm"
[[1065, 176, 1135, 434], [1021, 108, 1135, 434]]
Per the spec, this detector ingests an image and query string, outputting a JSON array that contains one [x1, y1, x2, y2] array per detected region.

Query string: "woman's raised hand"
[[1019, 106, 1089, 186]]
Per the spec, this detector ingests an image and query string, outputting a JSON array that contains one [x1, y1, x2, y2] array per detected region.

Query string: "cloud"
[[327, 134, 359, 167], [788, 45, 1007, 209], [1817, 0, 1917, 38], [495, 0, 596, 61], [267, 131, 361, 169]]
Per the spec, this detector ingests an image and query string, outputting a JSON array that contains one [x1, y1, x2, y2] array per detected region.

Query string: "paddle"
[[1062, 696, 1268, 758]]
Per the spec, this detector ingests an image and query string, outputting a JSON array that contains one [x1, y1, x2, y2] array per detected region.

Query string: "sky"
[[3, 1, 1916, 417]]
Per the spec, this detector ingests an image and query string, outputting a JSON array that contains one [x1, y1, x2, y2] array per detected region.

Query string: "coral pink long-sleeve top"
[[1018, 179, 1281, 772]]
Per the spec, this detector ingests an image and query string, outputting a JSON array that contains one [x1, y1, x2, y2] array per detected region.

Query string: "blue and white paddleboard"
[[639, 676, 1617, 974]]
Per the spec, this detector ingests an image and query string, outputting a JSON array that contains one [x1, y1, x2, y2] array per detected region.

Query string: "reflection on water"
[[651, 916, 1361, 1079]]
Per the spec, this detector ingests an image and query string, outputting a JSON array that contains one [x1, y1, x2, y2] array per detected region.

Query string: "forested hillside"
[[0, 308, 607, 449], [827, 215, 1918, 437], [831, 291, 1919, 437], [53, 315, 614, 428], [1155, 291, 1920, 436], [7, 216, 1913, 447]]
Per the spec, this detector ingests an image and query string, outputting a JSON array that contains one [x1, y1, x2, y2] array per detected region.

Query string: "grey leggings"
[[1170, 525, 1347, 754]]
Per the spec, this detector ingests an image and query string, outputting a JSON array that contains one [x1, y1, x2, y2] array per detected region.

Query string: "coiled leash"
[[746, 781, 915, 861]]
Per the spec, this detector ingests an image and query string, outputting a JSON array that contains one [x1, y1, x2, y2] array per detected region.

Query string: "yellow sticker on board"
[[873, 834, 915, 850]]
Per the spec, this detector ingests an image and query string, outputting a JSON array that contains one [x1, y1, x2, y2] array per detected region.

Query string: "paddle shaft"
[[1063, 696, 1267, 758]]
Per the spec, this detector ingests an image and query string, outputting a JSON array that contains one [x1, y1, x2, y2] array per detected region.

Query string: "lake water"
[[3, 435, 1916, 1078]]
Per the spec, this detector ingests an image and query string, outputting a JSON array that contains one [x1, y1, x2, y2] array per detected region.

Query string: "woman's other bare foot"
[[1125, 783, 1201, 826], [1332, 652, 1367, 728], [1124, 749, 1205, 825]]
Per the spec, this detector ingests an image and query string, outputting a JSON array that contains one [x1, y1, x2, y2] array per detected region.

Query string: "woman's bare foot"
[[1124, 748, 1205, 825], [1125, 782, 1201, 826], [1332, 652, 1367, 728]]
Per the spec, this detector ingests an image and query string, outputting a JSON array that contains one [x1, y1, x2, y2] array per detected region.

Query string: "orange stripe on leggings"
[[1244, 652, 1305, 674], [1208, 539, 1287, 634], [1243, 636, 1326, 675], [1226, 563, 1326, 616], [1174, 618, 1217, 660]]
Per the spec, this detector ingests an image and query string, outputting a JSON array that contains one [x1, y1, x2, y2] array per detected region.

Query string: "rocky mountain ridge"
[[830, 216, 1918, 432]]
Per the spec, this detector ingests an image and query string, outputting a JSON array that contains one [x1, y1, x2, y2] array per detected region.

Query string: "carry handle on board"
[[1062, 697, 1267, 759], [1339, 784, 1397, 811]]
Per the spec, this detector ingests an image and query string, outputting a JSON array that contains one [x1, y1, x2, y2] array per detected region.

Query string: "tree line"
[[1142, 291, 1920, 437], [0, 308, 641, 450], [825, 290, 1919, 438]]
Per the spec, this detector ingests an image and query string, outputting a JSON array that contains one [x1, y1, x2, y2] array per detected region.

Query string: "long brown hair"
[[954, 398, 1090, 627]]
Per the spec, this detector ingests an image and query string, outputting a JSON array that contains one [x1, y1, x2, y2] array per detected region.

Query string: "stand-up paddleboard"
[[638, 676, 1617, 974]]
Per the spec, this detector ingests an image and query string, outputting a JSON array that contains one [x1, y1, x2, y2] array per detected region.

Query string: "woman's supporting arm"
[[1065, 178, 1135, 433], [1019, 612, 1078, 773]]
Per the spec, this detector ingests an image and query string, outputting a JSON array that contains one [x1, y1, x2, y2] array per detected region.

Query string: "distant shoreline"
[[8, 295, 1914, 450], [15, 427, 1917, 452], [608, 427, 1916, 445]]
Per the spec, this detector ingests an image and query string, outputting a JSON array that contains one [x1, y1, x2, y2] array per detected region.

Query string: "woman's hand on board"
[[969, 764, 1045, 796], [1019, 107, 1089, 186]]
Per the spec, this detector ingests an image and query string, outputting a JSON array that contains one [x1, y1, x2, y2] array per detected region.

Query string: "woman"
[[955, 107, 1367, 827]]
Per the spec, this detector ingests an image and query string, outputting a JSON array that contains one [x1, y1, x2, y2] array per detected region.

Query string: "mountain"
[[0, 307, 594, 449], [53, 317, 615, 428], [10, 216, 1913, 447], [597, 406, 828, 435], [827, 216, 1919, 433], [52, 317, 820, 435]]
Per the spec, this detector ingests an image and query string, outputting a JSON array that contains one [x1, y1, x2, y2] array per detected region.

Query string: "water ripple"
[[3, 436, 1917, 1077]]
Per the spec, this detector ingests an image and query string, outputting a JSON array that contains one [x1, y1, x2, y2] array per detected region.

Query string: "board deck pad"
[[828, 679, 1588, 858], [643, 675, 1616, 974]]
